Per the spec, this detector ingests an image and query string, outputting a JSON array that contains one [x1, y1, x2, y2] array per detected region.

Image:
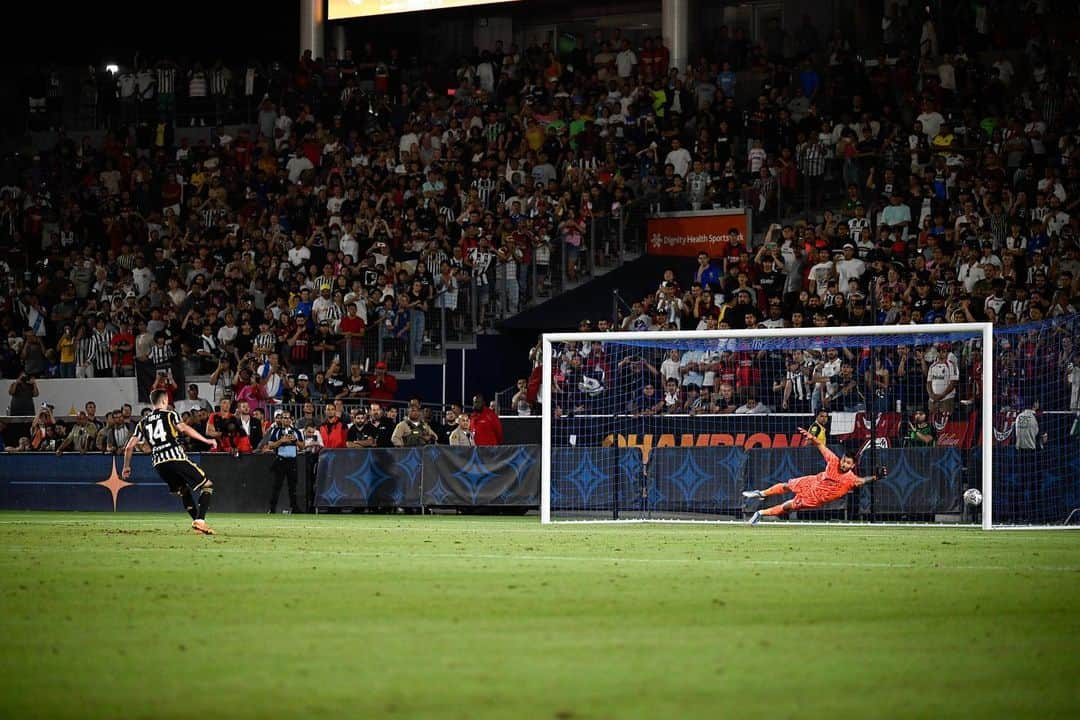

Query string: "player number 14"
[[148, 419, 168, 443]]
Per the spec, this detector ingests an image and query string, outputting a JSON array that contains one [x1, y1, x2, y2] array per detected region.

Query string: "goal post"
[[540, 318, 1078, 528]]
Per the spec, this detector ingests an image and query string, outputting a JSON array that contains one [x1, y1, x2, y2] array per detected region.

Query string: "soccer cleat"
[[748, 510, 762, 526], [191, 519, 215, 536], [742, 490, 765, 500]]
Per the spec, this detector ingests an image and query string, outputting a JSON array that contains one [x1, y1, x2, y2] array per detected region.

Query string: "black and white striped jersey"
[[135, 409, 189, 465], [92, 328, 115, 370]]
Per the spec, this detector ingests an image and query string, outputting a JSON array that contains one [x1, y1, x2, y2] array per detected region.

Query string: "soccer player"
[[742, 426, 880, 525], [122, 388, 219, 535]]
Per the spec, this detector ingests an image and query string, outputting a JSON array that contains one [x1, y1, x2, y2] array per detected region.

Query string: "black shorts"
[[155, 459, 210, 495]]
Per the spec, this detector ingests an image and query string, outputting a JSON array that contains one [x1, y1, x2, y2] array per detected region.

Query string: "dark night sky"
[[6, 2, 301, 65]]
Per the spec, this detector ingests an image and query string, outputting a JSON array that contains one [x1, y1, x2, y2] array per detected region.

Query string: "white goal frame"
[[540, 323, 999, 529]]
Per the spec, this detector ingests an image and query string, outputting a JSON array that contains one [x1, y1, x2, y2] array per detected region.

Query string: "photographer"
[[29, 404, 55, 450], [7, 373, 38, 416], [150, 368, 178, 405], [208, 355, 235, 404]]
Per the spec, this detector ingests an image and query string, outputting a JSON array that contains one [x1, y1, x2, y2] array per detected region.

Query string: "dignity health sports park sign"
[[646, 208, 752, 257]]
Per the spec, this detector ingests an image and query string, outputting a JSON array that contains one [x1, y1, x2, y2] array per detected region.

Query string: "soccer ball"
[[963, 488, 983, 507]]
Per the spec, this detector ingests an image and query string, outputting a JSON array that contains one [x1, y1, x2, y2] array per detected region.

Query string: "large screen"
[[329, 0, 519, 20]]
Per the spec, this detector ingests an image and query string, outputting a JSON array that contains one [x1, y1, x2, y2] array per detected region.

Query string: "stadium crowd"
[[3, 1, 1080, 437], [6, 390, 504, 454], [531, 3, 1080, 422]]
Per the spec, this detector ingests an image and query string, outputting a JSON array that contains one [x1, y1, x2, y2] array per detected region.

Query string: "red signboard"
[[646, 211, 750, 257]]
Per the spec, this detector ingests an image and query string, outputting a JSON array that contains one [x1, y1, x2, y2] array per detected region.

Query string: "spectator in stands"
[[735, 394, 769, 415], [295, 402, 318, 430], [234, 400, 263, 449], [175, 384, 213, 415], [54, 411, 97, 455], [206, 398, 233, 441], [212, 414, 250, 454], [318, 403, 348, 449], [368, 361, 398, 401], [362, 402, 396, 447], [925, 344, 959, 416], [185, 408, 217, 453], [100, 410, 132, 455], [83, 401, 103, 432]]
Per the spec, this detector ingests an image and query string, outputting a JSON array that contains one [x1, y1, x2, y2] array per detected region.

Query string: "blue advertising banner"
[[0, 453, 311, 513], [648, 446, 745, 513], [316, 449, 423, 508], [550, 447, 644, 515], [989, 446, 1080, 524], [872, 448, 964, 515], [0, 453, 181, 512], [422, 445, 539, 507]]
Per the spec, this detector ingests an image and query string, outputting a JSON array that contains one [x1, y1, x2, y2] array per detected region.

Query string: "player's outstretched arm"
[[798, 426, 829, 453], [121, 434, 140, 479], [854, 466, 887, 487], [177, 422, 218, 451]]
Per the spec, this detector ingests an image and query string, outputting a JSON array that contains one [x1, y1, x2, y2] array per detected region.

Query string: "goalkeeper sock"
[[197, 485, 213, 520], [762, 483, 788, 497], [179, 488, 198, 521]]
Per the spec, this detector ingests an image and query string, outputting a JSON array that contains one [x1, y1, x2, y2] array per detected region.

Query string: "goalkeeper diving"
[[742, 426, 883, 525]]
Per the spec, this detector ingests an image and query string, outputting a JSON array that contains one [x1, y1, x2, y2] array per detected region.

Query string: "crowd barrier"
[[0, 445, 1072, 518]]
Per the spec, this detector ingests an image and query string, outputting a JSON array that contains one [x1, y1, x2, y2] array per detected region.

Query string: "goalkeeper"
[[742, 427, 881, 525]]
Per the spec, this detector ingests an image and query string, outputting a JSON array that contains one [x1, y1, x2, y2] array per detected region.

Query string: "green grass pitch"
[[1, 513, 1077, 719]]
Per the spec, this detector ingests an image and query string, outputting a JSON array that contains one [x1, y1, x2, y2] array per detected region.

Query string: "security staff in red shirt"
[[469, 393, 503, 446]]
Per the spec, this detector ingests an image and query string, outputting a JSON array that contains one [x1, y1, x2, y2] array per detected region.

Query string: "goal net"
[[540, 317, 1080, 528]]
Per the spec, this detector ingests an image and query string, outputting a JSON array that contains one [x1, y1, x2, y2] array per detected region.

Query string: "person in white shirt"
[[880, 194, 913, 237], [131, 259, 153, 296], [679, 349, 706, 388], [937, 55, 956, 92], [925, 345, 959, 414], [217, 314, 239, 348], [956, 246, 986, 292], [993, 56, 1015, 85], [615, 40, 637, 79], [339, 227, 359, 263], [660, 349, 681, 384], [808, 248, 836, 299], [735, 396, 769, 414], [285, 151, 313, 183], [326, 187, 345, 227], [287, 237, 311, 267], [398, 122, 419, 158], [311, 286, 335, 323], [835, 244, 866, 290], [1025, 111, 1047, 157], [916, 105, 944, 139], [664, 138, 692, 178]]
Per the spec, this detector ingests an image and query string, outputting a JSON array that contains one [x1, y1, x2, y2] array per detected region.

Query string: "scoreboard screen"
[[329, 0, 519, 20]]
